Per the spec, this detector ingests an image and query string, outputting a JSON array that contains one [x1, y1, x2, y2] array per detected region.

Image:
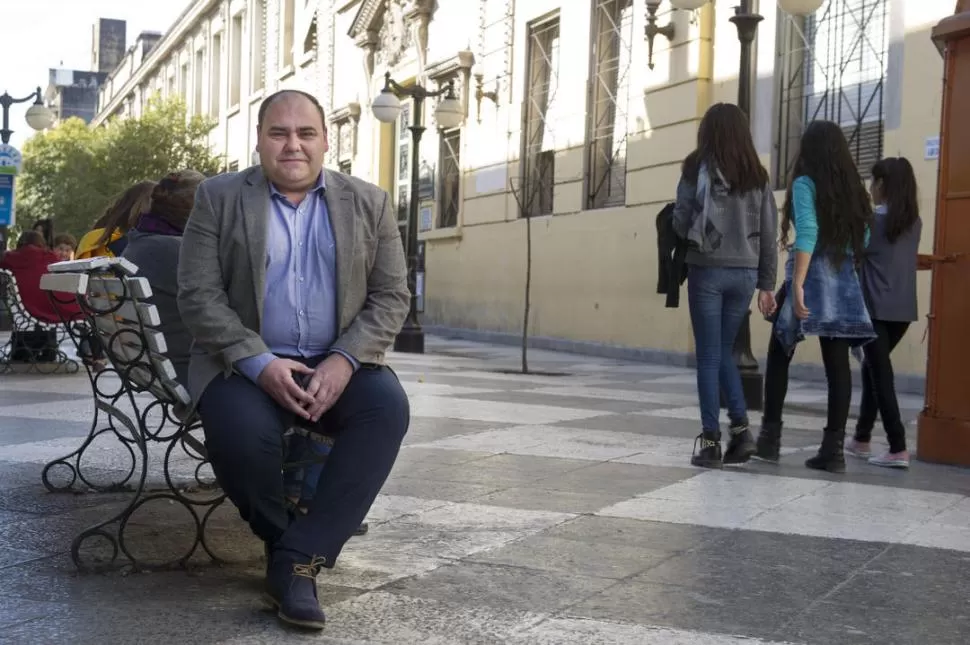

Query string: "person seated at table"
[[123, 170, 205, 387], [52, 233, 77, 262], [76, 180, 157, 259], [1, 231, 82, 324], [1, 232, 84, 362]]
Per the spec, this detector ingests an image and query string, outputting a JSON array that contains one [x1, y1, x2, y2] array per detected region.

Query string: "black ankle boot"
[[690, 430, 723, 469], [754, 420, 783, 463], [723, 422, 756, 465], [805, 427, 846, 473]]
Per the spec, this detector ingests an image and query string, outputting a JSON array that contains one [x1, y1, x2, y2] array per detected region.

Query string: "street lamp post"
[[371, 71, 463, 354], [0, 87, 54, 255], [729, 0, 766, 411]]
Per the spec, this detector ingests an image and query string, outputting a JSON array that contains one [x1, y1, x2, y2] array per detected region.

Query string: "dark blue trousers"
[[198, 360, 409, 566]]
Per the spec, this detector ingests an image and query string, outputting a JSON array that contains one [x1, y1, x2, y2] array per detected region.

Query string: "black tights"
[[765, 335, 852, 432], [855, 320, 910, 453]]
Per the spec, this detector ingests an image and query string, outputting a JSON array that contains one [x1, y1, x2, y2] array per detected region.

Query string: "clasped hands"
[[257, 354, 354, 422]]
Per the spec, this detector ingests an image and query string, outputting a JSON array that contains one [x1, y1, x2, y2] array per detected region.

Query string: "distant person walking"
[[671, 103, 779, 469], [755, 121, 875, 473], [846, 157, 922, 469]]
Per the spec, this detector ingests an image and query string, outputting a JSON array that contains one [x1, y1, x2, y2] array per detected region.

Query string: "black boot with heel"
[[754, 420, 783, 463], [804, 427, 846, 474]]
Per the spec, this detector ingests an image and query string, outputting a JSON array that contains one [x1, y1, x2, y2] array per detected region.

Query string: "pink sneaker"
[[868, 451, 910, 469], [845, 439, 871, 459]]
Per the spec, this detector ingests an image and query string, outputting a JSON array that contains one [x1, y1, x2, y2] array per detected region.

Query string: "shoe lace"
[[292, 555, 327, 578]]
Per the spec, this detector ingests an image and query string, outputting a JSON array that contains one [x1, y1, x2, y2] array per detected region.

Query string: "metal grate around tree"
[[774, 0, 888, 188]]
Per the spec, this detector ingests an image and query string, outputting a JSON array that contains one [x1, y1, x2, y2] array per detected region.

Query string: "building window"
[[251, 0, 266, 92], [586, 0, 633, 210], [304, 14, 317, 56], [210, 32, 223, 117], [230, 12, 245, 107], [280, 0, 295, 69], [228, 160, 240, 172], [774, 0, 888, 187], [179, 62, 189, 99], [338, 159, 352, 175], [395, 102, 413, 250], [437, 128, 461, 229], [520, 15, 560, 218], [193, 48, 205, 115]]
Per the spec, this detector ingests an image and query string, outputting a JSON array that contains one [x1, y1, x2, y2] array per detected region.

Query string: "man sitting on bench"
[[177, 89, 410, 630]]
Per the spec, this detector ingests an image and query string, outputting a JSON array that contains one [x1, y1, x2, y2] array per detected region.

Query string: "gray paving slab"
[[0, 334, 965, 644]]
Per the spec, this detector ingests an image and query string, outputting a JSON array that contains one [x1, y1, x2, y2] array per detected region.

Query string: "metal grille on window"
[[438, 128, 461, 229], [587, 0, 633, 210], [520, 16, 560, 218], [395, 102, 412, 250], [775, 0, 888, 188]]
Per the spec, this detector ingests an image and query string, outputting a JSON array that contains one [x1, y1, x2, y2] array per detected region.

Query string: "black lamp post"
[[0, 87, 55, 257], [730, 0, 766, 411], [371, 71, 463, 354]]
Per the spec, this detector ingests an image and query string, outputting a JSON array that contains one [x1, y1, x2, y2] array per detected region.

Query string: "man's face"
[[256, 93, 328, 195], [54, 244, 74, 261]]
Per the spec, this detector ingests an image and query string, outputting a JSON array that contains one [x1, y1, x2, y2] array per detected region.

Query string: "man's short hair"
[[256, 90, 327, 131]]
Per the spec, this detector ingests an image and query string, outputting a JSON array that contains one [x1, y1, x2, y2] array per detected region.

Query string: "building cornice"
[[348, 0, 384, 40], [92, 0, 222, 126]]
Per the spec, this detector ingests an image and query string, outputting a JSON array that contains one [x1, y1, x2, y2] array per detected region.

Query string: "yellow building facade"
[[336, 0, 949, 390], [95, 0, 953, 389]]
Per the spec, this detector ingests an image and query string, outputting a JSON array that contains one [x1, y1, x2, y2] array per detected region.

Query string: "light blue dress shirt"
[[235, 172, 358, 383]]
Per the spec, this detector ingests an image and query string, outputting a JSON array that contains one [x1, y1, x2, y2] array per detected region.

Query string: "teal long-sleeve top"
[[791, 175, 869, 254]]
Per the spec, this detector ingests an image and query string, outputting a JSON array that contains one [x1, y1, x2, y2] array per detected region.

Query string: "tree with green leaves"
[[16, 95, 222, 237]]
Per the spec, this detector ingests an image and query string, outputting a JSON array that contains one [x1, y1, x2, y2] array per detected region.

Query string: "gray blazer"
[[176, 166, 410, 406]]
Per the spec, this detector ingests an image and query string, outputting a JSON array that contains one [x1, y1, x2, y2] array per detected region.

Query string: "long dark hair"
[[93, 180, 157, 247], [681, 103, 768, 193], [780, 121, 872, 264], [871, 157, 919, 244]]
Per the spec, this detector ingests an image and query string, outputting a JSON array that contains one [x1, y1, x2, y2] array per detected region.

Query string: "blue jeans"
[[687, 265, 758, 432]]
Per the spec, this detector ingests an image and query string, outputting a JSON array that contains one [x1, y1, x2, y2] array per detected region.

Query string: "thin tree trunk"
[[522, 212, 532, 374]]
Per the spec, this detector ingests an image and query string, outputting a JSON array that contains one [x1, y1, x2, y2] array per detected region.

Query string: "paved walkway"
[[0, 336, 967, 644]]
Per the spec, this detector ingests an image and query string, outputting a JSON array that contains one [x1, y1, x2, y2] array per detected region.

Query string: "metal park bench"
[[38, 257, 342, 571], [0, 268, 80, 374]]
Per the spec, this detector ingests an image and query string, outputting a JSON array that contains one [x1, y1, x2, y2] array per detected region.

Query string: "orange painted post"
[[917, 1, 970, 466]]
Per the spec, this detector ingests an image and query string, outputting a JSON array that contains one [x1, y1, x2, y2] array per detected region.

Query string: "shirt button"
[[298, 310, 305, 316], [299, 277, 305, 282]]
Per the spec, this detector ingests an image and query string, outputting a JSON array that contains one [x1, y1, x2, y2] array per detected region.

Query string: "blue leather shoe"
[[263, 548, 327, 630]]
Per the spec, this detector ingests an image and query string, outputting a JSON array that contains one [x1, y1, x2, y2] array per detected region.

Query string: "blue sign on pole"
[[0, 174, 14, 227]]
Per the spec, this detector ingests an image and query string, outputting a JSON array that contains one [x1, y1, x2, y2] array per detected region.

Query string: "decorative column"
[[404, 0, 435, 77]]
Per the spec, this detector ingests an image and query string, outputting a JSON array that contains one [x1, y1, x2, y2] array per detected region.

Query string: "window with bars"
[[774, 0, 888, 188], [586, 0, 633, 210], [519, 15, 560, 218], [438, 128, 461, 229]]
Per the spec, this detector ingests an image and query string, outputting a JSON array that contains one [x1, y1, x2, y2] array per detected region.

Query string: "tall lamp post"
[[0, 87, 54, 255], [650, 0, 823, 410], [371, 71, 464, 354]]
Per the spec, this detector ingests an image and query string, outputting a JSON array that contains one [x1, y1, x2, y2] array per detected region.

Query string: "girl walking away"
[[846, 158, 922, 468], [672, 103, 779, 469], [755, 121, 875, 473]]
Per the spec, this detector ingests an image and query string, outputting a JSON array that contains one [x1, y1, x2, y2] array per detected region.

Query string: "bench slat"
[[87, 276, 152, 300], [87, 297, 161, 327], [49, 257, 138, 276], [102, 333, 179, 383], [93, 318, 169, 354], [39, 272, 89, 295]]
